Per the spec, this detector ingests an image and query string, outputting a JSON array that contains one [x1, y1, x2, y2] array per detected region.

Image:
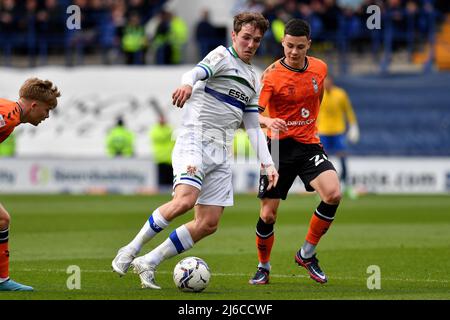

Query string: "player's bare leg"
[[185, 204, 224, 242]]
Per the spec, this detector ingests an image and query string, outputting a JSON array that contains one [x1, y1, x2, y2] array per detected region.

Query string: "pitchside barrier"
[[0, 157, 448, 194]]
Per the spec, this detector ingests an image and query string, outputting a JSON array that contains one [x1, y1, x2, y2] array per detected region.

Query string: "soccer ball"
[[173, 257, 211, 292]]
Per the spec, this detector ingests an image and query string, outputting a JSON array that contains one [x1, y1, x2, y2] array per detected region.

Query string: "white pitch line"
[[17, 268, 449, 284]]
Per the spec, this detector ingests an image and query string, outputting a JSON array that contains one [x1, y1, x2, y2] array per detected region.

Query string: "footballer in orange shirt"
[[0, 78, 60, 291], [249, 19, 341, 286]]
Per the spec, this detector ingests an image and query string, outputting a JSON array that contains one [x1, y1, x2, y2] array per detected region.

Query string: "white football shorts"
[[172, 132, 234, 207]]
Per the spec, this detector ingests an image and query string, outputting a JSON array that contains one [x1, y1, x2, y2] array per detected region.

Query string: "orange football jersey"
[[0, 98, 22, 143], [259, 56, 327, 144]]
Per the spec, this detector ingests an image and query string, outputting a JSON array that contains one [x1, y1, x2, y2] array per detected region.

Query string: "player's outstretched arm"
[[172, 66, 208, 108]]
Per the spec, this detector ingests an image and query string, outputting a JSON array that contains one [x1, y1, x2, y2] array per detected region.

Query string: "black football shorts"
[[258, 138, 336, 200]]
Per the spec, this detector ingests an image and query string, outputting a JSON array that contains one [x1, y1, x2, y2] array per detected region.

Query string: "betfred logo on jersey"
[[0, 115, 5, 128]]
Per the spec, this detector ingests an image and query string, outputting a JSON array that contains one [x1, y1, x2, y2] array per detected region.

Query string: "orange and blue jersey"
[[259, 56, 327, 144], [0, 98, 22, 144]]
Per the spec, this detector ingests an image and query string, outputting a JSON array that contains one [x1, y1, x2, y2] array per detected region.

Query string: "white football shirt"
[[180, 45, 260, 147]]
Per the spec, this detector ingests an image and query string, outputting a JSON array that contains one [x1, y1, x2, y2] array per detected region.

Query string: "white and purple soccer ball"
[[173, 257, 211, 292]]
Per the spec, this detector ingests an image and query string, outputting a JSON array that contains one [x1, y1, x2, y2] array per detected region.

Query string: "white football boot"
[[112, 246, 137, 276], [131, 256, 161, 289]]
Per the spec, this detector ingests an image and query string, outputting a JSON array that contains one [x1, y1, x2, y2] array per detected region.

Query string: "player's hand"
[[347, 124, 360, 144], [172, 85, 193, 108], [265, 118, 288, 132], [261, 164, 279, 191]]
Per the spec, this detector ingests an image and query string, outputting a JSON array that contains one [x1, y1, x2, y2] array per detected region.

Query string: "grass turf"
[[0, 194, 449, 300]]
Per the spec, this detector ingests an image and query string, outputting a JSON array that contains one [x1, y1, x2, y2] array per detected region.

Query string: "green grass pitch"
[[0, 193, 449, 300]]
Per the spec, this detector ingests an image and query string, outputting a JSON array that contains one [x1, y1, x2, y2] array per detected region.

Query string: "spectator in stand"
[[36, 0, 66, 65], [121, 12, 147, 64], [152, 9, 188, 65], [0, 0, 20, 66], [195, 9, 218, 59], [65, 0, 97, 66]]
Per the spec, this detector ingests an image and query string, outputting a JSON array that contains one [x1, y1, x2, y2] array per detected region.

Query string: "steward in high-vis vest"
[[106, 117, 135, 157]]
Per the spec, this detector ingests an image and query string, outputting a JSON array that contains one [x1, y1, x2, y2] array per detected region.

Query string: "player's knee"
[[322, 190, 341, 204], [0, 212, 10, 229], [173, 197, 195, 214], [199, 221, 218, 236], [260, 208, 277, 224]]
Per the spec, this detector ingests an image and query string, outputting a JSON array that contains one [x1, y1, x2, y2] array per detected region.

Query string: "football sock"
[[300, 241, 316, 259], [128, 208, 169, 253], [256, 218, 274, 266], [258, 262, 271, 271], [305, 201, 338, 246], [0, 228, 9, 283], [143, 224, 194, 267]]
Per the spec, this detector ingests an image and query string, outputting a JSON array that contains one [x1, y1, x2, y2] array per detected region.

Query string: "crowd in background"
[[0, 0, 171, 65], [0, 0, 449, 67], [240, 0, 448, 59]]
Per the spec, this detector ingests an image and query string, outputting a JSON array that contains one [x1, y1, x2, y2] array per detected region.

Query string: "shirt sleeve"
[[181, 66, 208, 87], [196, 46, 228, 80], [258, 70, 273, 113], [242, 111, 274, 166], [244, 72, 261, 113]]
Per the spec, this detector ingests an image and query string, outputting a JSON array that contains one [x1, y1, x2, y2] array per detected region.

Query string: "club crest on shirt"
[[312, 77, 319, 93], [301, 108, 310, 118], [288, 86, 295, 95], [186, 165, 197, 176], [0, 114, 5, 128], [209, 52, 224, 66]]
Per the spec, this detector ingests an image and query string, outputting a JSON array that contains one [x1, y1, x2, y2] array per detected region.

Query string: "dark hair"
[[284, 19, 311, 39], [233, 12, 269, 35]]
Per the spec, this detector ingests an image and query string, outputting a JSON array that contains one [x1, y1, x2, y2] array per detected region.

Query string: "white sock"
[[301, 240, 316, 259], [258, 262, 271, 271], [127, 208, 169, 253], [0, 277, 9, 284], [143, 224, 194, 267]]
